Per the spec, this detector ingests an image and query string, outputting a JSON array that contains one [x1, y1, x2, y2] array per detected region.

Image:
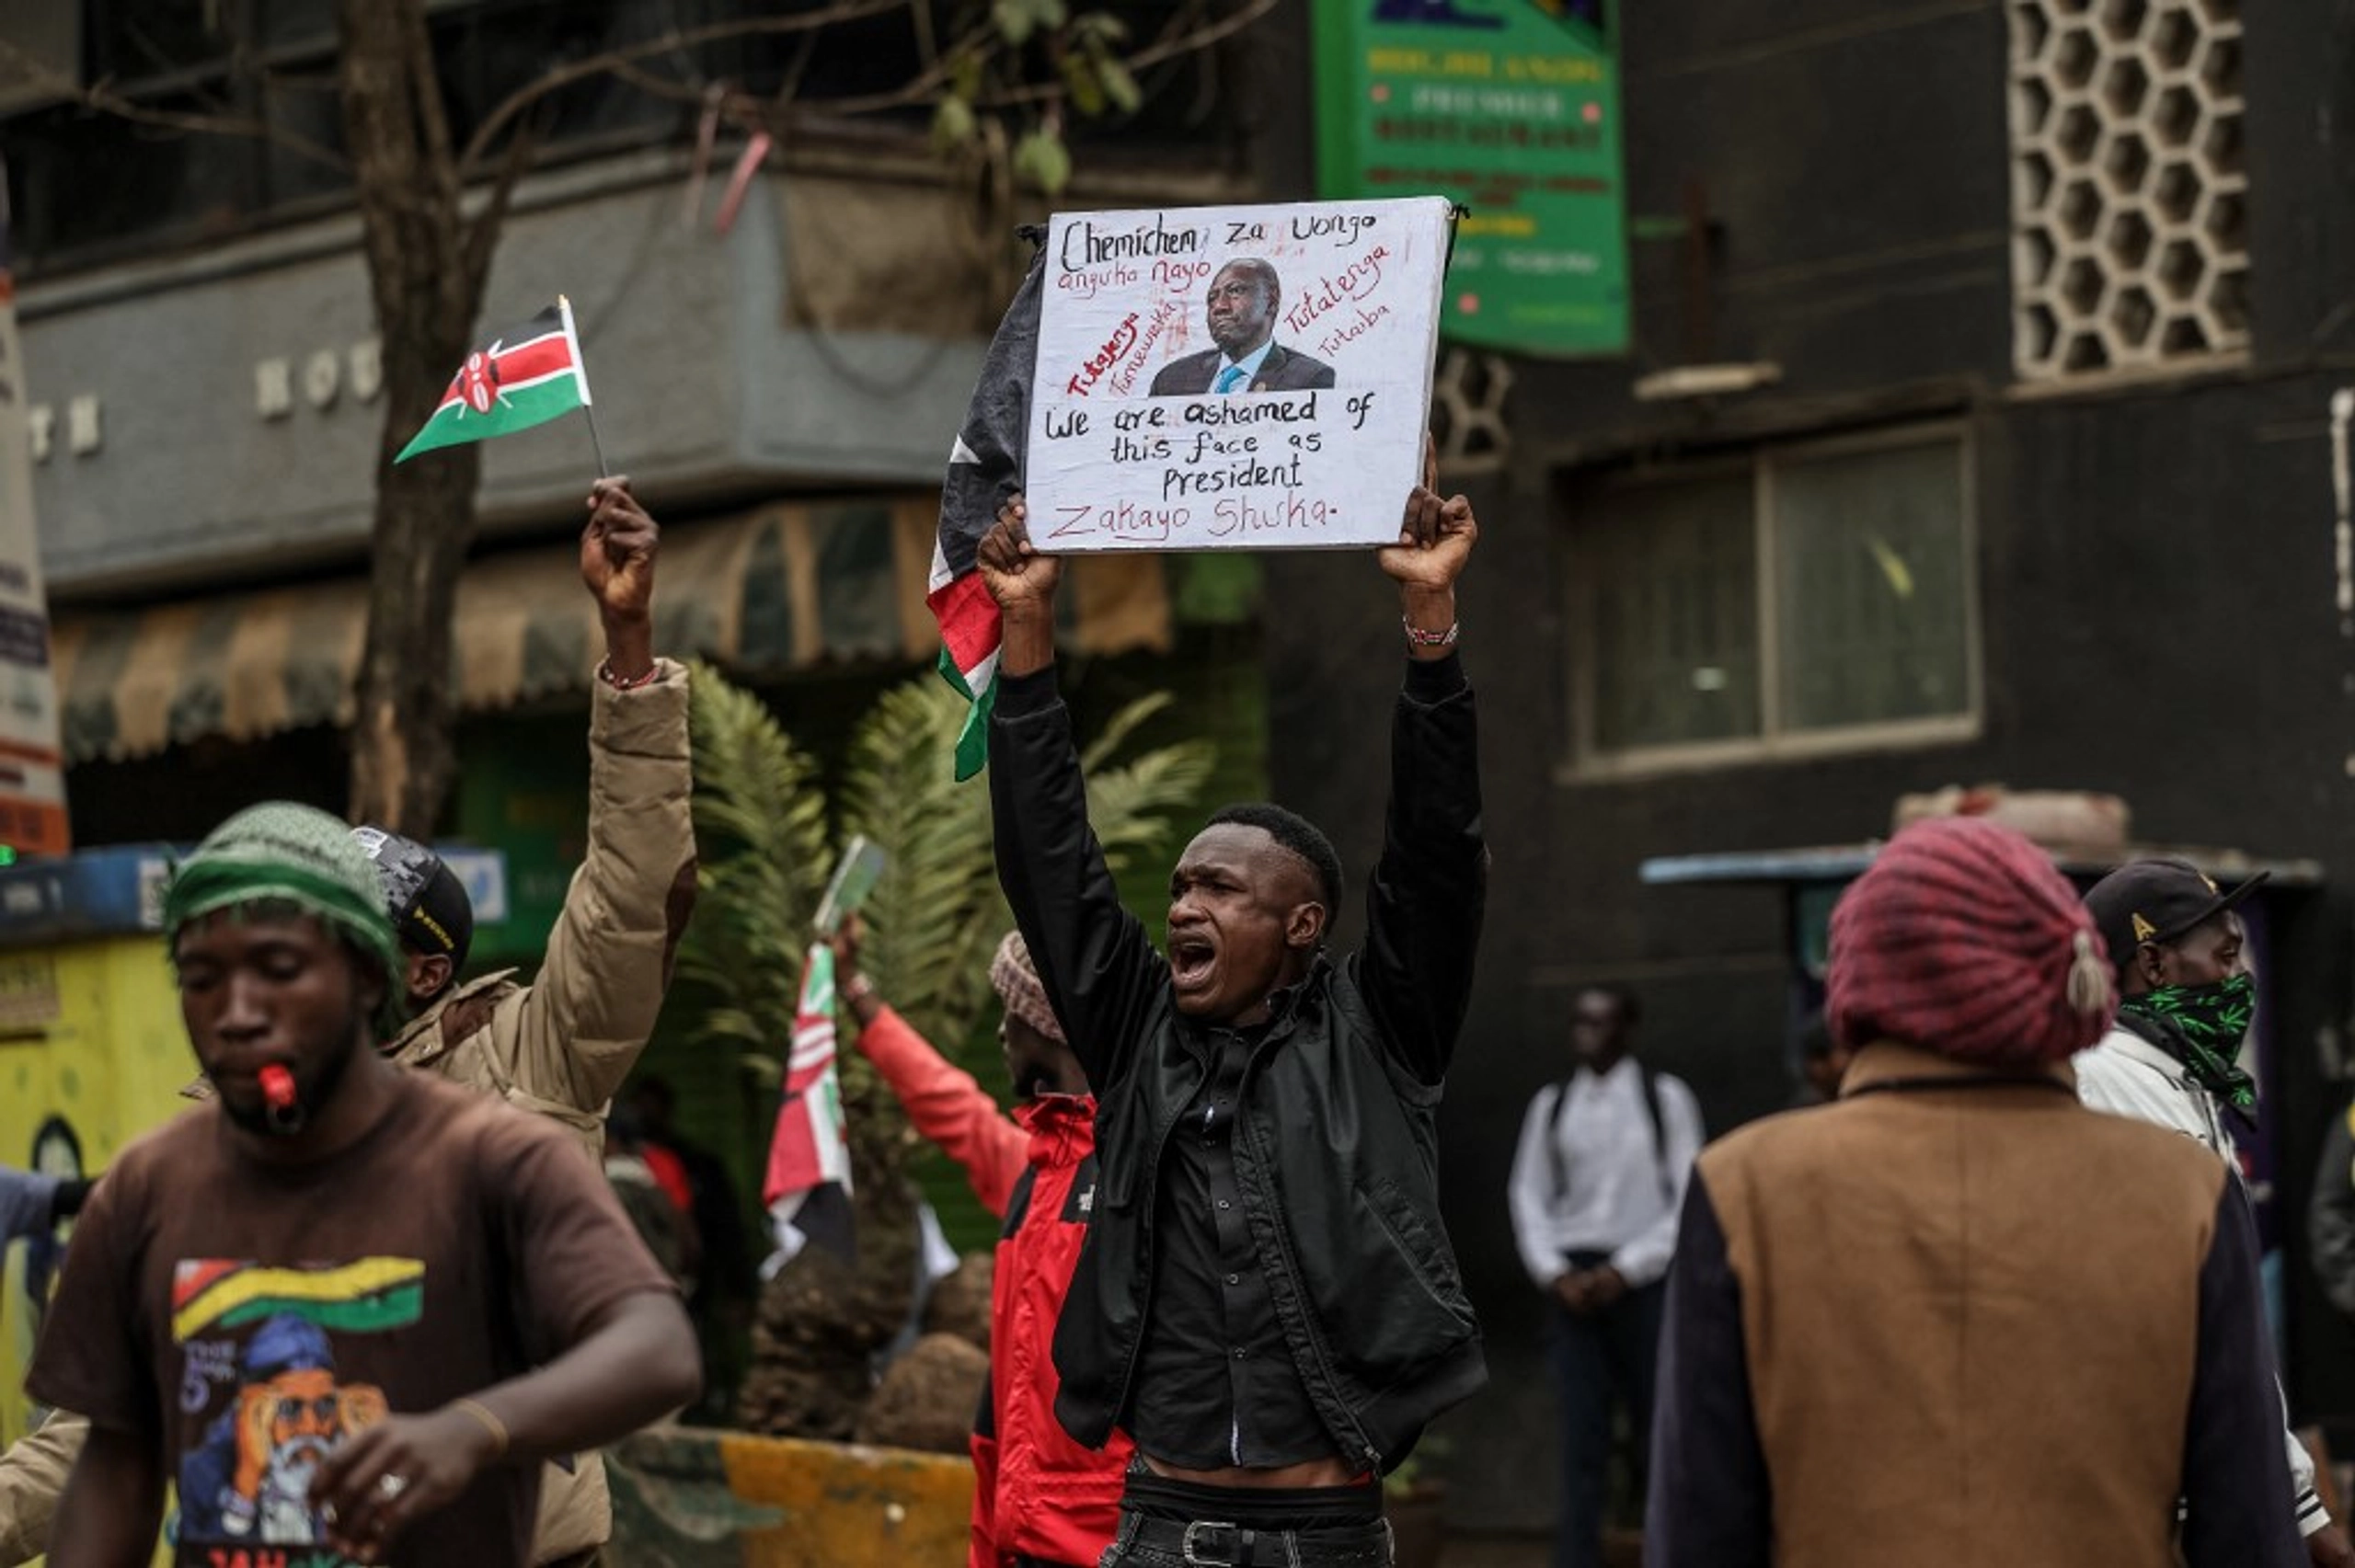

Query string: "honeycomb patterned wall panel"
[[2007, 0, 2247, 378], [1430, 348, 1512, 472]]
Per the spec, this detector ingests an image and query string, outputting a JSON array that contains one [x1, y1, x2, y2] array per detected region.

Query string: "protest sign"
[[1023, 196, 1453, 553]]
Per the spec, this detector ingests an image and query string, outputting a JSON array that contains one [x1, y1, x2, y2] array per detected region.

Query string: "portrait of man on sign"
[[1149, 258, 1338, 395]]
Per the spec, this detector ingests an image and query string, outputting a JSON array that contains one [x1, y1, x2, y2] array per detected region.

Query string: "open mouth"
[[1169, 935, 1216, 990]]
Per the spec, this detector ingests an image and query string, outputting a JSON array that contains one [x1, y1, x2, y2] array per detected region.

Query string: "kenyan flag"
[[396, 298, 592, 463]]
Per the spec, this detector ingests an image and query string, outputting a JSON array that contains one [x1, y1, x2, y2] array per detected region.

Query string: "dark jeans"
[[1548, 1257, 1664, 1568], [1097, 1511, 1394, 1567]]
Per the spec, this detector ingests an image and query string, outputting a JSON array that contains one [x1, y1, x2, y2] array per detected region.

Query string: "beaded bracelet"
[[596, 658, 662, 692], [1402, 617, 1460, 648]]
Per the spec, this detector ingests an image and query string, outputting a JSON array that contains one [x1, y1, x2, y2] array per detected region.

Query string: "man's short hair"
[[1224, 257, 1281, 302], [1578, 981, 1642, 1028], [1206, 802, 1342, 915]]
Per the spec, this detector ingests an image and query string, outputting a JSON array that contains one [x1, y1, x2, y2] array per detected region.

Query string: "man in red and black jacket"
[[833, 920, 1130, 1568]]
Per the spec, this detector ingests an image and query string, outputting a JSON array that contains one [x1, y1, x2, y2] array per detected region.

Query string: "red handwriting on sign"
[[1067, 314, 1142, 397]]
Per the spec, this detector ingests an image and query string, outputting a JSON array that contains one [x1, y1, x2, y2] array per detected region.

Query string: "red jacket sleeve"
[[856, 1005, 1028, 1219]]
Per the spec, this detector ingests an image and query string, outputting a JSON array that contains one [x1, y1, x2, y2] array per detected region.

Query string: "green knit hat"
[[162, 802, 407, 1037]]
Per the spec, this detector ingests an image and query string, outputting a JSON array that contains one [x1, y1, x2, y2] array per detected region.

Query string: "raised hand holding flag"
[[929, 241, 1047, 779]]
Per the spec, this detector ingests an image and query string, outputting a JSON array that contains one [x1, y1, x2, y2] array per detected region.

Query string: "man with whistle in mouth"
[[24, 802, 699, 1568], [0, 475, 695, 1568]]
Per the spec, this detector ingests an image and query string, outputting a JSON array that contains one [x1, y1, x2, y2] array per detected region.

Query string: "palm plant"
[[677, 662, 1215, 1435]]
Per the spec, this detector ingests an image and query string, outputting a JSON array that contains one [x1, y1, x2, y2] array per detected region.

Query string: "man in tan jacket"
[[0, 475, 695, 1568], [1646, 817, 2302, 1568]]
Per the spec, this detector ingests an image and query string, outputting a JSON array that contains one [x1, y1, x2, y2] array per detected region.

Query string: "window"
[[2007, 0, 2247, 379], [1567, 429, 1979, 773]]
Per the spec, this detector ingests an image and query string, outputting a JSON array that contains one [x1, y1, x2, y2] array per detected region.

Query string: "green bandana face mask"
[[2123, 972, 2257, 1111]]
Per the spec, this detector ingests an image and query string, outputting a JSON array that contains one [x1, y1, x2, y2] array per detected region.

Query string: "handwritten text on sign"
[[1025, 197, 1453, 553]]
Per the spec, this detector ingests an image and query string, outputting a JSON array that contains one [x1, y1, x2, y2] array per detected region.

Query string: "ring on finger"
[[376, 1471, 409, 1501]]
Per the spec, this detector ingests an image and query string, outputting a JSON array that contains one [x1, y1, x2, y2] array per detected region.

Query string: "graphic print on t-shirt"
[[169, 1257, 422, 1560]]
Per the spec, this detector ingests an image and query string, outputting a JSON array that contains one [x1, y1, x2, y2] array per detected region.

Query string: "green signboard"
[[1313, 0, 1630, 357]]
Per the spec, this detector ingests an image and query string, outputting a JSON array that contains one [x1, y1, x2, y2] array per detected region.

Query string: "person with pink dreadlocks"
[[1645, 816, 2301, 1568]]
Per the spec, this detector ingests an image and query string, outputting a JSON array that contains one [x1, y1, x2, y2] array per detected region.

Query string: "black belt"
[[1113, 1514, 1392, 1567]]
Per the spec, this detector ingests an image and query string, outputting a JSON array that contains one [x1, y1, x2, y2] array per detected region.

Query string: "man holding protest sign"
[[976, 445, 1484, 1565]]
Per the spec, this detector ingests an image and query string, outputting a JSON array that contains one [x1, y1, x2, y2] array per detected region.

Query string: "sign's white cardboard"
[[1024, 196, 1453, 553]]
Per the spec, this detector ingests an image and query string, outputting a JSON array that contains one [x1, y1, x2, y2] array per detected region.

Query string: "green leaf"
[[1061, 52, 1106, 118], [1097, 56, 1143, 115], [951, 50, 985, 101], [1071, 11, 1129, 44], [1012, 126, 1073, 194], [932, 94, 977, 151], [993, 0, 1039, 45]]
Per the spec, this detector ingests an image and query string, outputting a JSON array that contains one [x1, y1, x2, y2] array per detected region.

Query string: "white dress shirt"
[[1507, 1057, 1702, 1291]]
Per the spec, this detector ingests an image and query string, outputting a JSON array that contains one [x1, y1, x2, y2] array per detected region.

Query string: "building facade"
[[1266, 0, 2355, 1531]]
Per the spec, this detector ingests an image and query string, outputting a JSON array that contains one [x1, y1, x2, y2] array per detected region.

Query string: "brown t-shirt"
[[28, 1070, 676, 1568]]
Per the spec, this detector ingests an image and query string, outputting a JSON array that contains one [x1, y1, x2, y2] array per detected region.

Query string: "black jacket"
[[989, 654, 1488, 1471], [1147, 343, 1338, 395]]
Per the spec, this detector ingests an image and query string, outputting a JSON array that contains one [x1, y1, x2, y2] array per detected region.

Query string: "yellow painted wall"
[[718, 1433, 974, 1568], [1, 933, 197, 1450]]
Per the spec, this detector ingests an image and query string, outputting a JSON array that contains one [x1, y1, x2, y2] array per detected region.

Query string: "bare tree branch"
[[396, 0, 460, 211], [0, 40, 350, 174], [735, 0, 1281, 124], [459, 113, 543, 304], [455, 0, 915, 181]]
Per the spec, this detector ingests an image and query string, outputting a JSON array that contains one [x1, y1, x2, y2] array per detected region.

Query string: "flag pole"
[[581, 403, 612, 479], [557, 294, 609, 477]]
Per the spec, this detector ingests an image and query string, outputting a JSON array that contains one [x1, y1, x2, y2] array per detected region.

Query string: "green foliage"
[[674, 662, 832, 1088], [1011, 125, 1074, 196], [679, 665, 1214, 1103], [941, 0, 1167, 193]]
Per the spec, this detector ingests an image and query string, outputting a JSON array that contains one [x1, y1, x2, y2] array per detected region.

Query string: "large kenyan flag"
[[396, 299, 592, 463], [930, 240, 1046, 779]]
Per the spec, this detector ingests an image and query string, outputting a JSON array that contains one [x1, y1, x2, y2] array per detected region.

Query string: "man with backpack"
[[1506, 983, 1702, 1568]]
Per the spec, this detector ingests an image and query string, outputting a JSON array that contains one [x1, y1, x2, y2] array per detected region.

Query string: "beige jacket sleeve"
[[0, 1408, 86, 1565], [500, 658, 696, 1117]]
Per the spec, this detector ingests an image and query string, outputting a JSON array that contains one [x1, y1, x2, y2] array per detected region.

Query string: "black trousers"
[[1547, 1253, 1665, 1568]]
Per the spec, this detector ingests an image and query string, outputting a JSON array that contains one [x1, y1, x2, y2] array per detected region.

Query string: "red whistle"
[[260, 1065, 296, 1110]]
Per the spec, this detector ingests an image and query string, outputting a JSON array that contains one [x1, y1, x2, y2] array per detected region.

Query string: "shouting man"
[[978, 446, 1484, 1566]]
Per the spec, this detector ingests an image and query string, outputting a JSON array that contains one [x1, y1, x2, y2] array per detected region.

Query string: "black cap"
[[2083, 857, 2265, 977], [350, 827, 474, 970]]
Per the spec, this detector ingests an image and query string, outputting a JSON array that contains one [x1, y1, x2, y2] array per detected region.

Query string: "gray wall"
[[19, 155, 989, 601]]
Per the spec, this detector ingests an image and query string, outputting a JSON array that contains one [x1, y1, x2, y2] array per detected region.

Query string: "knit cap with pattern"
[[163, 801, 407, 1037], [989, 930, 1065, 1045], [1827, 816, 2115, 1065]]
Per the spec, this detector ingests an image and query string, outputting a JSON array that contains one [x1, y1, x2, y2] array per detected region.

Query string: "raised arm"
[[982, 497, 1166, 1089], [513, 476, 697, 1111], [1360, 447, 1487, 1084], [833, 921, 1028, 1217]]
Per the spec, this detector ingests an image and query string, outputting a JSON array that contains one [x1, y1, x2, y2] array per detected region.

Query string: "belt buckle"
[[1180, 1519, 1243, 1567]]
